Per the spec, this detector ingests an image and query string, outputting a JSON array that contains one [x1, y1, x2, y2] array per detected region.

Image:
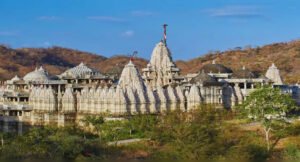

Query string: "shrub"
[[283, 144, 300, 161]]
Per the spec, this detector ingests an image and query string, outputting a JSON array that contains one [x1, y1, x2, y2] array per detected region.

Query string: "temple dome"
[[7, 75, 22, 84], [60, 62, 102, 78], [23, 66, 50, 82], [201, 61, 233, 74], [190, 70, 219, 86], [232, 66, 257, 79], [11, 75, 21, 82]]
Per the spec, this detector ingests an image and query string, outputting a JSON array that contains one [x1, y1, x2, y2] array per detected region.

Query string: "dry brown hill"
[[0, 40, 300, 83], [178, 40, 300, 83], [0, 45, 147, 80]]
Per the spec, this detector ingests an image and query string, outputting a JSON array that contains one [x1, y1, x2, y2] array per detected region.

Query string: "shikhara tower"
[[142, 25, 183, 88], [265, 63, 283, 85]]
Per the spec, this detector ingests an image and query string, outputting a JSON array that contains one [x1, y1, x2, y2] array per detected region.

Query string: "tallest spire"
[[163, 24, 168, 45]]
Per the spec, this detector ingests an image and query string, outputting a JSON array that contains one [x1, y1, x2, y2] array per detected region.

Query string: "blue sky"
[[0, 0, 300, 60]]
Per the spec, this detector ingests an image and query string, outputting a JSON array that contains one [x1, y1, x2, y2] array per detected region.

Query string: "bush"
[[283, 144, 300, 161]]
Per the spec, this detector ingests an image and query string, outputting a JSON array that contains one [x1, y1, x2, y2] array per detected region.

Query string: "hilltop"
[[0, 45, 147, 80], [0, 40, 300, 83], [178, 40, 300, 83]]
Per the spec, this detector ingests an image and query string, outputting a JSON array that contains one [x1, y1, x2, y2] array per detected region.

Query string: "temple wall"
[[27, 85, 232, 116]]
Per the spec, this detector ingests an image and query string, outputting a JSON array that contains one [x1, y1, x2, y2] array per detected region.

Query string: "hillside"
[[178, 40, 300, 83], [0, 45, 147, 80], [0, 40, 300, 83]]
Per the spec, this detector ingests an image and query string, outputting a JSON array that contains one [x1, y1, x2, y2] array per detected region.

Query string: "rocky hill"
[[0, 40, 300, 83], [0, 45, 147, 80], [177, 40, 300, 83]]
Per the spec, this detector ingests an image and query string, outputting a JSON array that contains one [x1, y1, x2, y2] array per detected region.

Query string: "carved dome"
[[201, 61, 233, 74], [23, 66, 50, 82], [7, 75, 22, 84], [232, 66, 257, 79], [60, 62, 103, 78], [190, 70, 220, 86], [11, 75, 21, 82]]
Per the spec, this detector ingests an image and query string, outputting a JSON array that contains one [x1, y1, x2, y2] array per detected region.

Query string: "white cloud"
[[131, 11, 156, 16], [204, 5, 263, 19], [122, 30, 134, 37], [87, 16, 126, 22], [43, 41, 51, 47], [38, 16, 60, 21]]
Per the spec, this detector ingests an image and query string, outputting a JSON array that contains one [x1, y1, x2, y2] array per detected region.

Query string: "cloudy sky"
[[0, 0, 299, 60]]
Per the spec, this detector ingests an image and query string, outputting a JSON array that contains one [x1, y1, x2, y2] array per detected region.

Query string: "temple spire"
[[212, 60, 216, 64]]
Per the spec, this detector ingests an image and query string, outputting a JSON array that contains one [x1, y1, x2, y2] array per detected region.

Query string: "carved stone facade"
[[142, 41, 183, 88], [0, 30, 297, 129]]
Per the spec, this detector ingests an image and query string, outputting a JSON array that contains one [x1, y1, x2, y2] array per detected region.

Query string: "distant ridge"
[[0, 40, 300, 83], [177, 40, 300, 83]]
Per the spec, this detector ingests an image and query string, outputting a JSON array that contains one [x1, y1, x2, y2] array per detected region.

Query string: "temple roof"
[[201, 61, 233, 74], [232, 66, 257, 79], [118, 60, 146, 91], [59, 62, 106, 79], [11, 75, 21, 82], [23, 66, 51, 82], [190, 70, 220, 86]]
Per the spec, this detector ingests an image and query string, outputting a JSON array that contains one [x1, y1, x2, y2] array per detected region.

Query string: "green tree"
[[152, 107, 235, 161], [81, 116, 105, 140], [240, 86, 298, 151]]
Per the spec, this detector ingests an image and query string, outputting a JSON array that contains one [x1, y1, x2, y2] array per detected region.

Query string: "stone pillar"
[[44, 113, 50, 125], [31, 112, 35, 125], [244, 82, 248, 100], [58, 114, 65, 127], [210, 88, 214, 104], [58, 85, 61, 93], [251, 83, 254, 89]]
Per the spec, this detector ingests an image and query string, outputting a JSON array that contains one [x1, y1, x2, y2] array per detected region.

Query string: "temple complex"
[[0, 25, 299, 133]]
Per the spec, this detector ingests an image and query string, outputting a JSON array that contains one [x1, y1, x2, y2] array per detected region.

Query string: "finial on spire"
[[39, 66, 44, 71], [129, 51, 138, 62], [212, 60, 216, 64], [79, 62, 85, 66], [163, 24, 168, 45]]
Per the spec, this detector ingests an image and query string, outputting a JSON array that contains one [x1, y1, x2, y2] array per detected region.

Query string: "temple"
[[142, 41, 183, 88], [0, 26, 299, 133]]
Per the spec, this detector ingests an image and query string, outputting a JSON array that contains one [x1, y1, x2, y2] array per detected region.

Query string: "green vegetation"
[[239, 86, 298, 151], [0, 87, 300, 161]]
